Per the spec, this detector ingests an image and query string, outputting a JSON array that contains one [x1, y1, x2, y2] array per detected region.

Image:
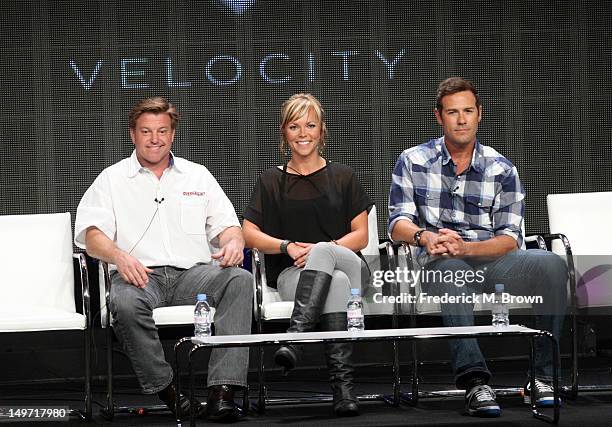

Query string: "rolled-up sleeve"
[[388, 152, 418, 238], [204, 171, 241, 242], [74, 171, 117, 249], [492, 165, 525, 248]]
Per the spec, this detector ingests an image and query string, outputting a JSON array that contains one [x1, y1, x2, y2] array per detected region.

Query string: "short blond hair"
[[279, 93, 327, 156], [128, 97, 180, 129]]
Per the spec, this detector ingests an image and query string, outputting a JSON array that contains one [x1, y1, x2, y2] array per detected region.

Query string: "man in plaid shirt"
[[388, 77, 567, 417]]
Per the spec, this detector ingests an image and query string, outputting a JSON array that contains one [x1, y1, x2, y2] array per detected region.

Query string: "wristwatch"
[[280, 239, 294, 255], [413, 229, 426, 247]]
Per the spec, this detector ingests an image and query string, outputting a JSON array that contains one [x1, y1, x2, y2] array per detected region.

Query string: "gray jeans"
[[278, 242, 367, 313], [109, 264, 253, 394]]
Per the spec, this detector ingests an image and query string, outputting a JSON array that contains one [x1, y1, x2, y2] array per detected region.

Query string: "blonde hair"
[[128, 96, 180, 129], [279, 93, 327, 156]]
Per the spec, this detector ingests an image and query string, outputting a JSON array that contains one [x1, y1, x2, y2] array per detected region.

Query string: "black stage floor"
[[2, 359, 612, 426]]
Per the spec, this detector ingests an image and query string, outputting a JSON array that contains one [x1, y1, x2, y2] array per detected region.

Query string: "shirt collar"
[[439, 137, 486, 174], [127, 150, 183, 178]]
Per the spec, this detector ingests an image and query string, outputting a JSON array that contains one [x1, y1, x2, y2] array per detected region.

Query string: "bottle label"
[[347, 309, 362, 320], [194, 313, 209, 324]]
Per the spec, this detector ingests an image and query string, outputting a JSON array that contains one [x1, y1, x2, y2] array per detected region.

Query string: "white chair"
[[547, 191, 612, 397], [0, 213, 92, 420], [98, 262, 216, 419], [251, 205, 404, 410]]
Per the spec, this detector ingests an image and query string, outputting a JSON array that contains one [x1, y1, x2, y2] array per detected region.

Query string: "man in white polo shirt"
[[75, 97, 252, 422]]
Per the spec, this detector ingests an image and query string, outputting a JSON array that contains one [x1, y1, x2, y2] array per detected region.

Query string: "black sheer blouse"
[[243, 162, 373, 287]]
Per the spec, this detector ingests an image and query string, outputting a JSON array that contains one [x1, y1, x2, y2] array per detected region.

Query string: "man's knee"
[[226, 267, 253, 299], [540, 251, 568, 277], [110, 284, 150, 322], [523, 249, 568, 283]]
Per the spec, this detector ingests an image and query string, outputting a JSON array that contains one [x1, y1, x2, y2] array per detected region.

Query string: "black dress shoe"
[[157, 383, 204, 418], [334, 399, 360, 417], [207, 385, 240, 422], [274, 344, 301, 374]]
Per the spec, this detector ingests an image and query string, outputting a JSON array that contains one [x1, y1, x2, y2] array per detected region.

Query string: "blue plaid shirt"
[[388, 137, 525, 264]]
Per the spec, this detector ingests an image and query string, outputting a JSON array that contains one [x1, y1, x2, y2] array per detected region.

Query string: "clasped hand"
[[287, 242, 313, 268], [423, 228, 468, 257]]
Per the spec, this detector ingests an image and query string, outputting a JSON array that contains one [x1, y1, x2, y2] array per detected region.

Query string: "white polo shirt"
[[75, 151, 240, 269]]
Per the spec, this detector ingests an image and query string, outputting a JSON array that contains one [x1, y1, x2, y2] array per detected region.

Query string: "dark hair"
[[128, 97, 180, 129], [436, 77, 480, 111]]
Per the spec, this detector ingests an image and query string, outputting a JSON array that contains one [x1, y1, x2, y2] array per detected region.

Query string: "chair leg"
[[102, 326, 114, 420], [258, 345, 266, 413], [84, 328, 92, 420]]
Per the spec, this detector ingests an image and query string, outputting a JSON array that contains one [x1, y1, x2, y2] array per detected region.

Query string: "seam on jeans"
[[145, 372, 174, 395]]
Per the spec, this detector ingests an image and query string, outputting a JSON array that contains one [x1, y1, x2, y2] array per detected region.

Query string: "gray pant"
[[277, 242, 367, 313], [109, 264, 253, 394]]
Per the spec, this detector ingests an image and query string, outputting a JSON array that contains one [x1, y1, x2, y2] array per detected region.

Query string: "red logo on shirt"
[[183, 191, 205, 196]]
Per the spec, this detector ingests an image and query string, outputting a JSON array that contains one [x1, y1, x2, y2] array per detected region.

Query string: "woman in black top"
[[243, 93, 373, 417]]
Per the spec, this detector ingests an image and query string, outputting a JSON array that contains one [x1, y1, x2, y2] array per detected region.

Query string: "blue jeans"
[[423, 249, 568, 389], [109, 264, 253, 394]]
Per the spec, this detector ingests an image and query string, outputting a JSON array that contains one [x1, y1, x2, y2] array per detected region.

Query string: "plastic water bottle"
[[491, 283, 509, 328], [194, 294, 212, 337], [347, 288, 365, 332]]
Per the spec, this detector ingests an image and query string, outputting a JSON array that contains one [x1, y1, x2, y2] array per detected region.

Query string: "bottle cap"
[[350, 288, 360, 296], [197, 293, 207, 301], [494, 283, 504, 293]]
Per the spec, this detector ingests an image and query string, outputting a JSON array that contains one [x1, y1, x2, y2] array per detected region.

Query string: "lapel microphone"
[[154, 197, 165, 204]]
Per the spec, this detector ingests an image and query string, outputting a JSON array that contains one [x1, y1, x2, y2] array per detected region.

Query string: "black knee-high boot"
[[274, 270, 332, 373], [320, 312, 360, 417]]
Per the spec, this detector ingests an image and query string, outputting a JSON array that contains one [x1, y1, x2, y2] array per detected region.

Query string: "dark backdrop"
[[1, 0, 610, 237]]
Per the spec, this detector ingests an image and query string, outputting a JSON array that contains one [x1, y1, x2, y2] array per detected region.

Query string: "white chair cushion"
[[261, 301, 294, 320], [0, 307, 86, 332], [152, 305, 216, 326]]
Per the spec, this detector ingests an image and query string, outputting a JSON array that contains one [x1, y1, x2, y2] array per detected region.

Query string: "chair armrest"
[[525, 234, 547, 250], [541, 233, 573, 255], [541, 232, 576, 298], [250, 248, 265, 332], [94, 259, 113, 328], [73, 252, 91, 329]]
